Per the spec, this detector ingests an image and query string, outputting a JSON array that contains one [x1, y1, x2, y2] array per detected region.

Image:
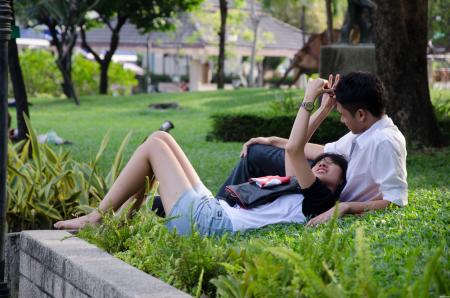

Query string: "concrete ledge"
[[7, 230, 191, 298]]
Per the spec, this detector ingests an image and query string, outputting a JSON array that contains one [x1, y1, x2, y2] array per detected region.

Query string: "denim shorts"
[[165, 183, 233, 236]]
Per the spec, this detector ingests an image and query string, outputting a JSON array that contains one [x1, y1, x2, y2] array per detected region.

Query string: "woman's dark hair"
[[334, 71, 385, 117], [311, 153, 348, 197]]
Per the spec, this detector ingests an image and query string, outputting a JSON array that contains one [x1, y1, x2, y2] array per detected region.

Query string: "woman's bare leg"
[[116, 129, 203, 216], [115, 186, 147, 218], [117, 131, 202, 218], [54, 132, 201, 229], [151, 131, 202, 187]]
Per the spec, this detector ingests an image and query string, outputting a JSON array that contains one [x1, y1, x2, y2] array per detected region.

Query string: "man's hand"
[[306, 202, 349, 226], [306, 199, 392, 226], [240, 137, 272, 157], [320, 74, 340, 111]]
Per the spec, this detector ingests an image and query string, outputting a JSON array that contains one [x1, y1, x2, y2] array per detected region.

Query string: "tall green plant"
[[6, 116, 132, 232]]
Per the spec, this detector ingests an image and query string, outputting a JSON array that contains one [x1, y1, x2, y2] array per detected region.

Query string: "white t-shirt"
[[324, 115, 408, 206], [219, 194, 306, 232]]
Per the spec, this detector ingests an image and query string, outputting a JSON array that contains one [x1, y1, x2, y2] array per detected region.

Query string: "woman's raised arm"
[[285, 78, 333, 188]]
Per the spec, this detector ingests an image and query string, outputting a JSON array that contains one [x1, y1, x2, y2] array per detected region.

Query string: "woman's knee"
[[143, 131, 169, 146], [147, 131, 174, 145], [140, 132, 167, 152]]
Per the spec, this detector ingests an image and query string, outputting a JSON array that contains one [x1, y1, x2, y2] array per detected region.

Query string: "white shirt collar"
[[354, 115, 392, 149]]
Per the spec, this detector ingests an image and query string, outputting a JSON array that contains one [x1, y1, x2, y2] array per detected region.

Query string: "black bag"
[[225, 177, 302, 209]]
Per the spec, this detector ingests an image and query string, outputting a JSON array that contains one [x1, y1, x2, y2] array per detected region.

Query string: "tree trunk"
[[257, 61, 263, 87], [248, 0, 259, 87], [80, 16, 127, 95], [8, 38, 29, 141], [325, 0, 334, 43], [57, 54, 79, 105], [8, 0, 29, 141], [98, 21, 121, 94], [301, 5, 306, 45], [99, 62, 109, 94], [217, 0, 228, 89], [47, 23, 79, 105], [373, 0, 443, 147]]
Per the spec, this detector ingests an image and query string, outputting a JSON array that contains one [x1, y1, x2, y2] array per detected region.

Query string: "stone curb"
[[6, 230, 191, 298]]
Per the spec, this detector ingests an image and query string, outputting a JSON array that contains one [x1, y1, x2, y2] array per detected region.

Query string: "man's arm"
[[240, 136, 288, 157], [306, 197, 390, 226]]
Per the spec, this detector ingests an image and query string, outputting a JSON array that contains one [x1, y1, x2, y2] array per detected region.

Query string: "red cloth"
[[249, 175, 291, 188]]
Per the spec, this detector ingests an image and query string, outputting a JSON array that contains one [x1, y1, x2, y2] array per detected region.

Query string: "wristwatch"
[[301, 101, 315, 112]]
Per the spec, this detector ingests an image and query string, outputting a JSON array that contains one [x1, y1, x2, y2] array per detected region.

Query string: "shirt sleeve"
[[370, 140, 408, 207], [301, 178, 337, 217], [324, 132, 356, 159]]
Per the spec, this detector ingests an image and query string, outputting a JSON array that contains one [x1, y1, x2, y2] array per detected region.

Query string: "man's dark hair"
[[334, 71, 385, 117], [311, 153, 348, 197]]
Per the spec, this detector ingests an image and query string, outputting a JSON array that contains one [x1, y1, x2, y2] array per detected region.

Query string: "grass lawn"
[[10, 88, 450, 296]]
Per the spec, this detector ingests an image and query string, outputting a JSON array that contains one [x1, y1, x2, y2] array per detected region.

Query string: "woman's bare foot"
[[54, 211, 102, 230]]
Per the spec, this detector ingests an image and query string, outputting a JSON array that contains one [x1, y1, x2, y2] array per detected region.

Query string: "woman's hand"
[[305, 202, 349, 226], [240, 137, 272, 157], [304, 78, 334, 102]]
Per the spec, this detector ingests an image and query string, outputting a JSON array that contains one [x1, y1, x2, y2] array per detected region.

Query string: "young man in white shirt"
[[216, 72, 408, 225]]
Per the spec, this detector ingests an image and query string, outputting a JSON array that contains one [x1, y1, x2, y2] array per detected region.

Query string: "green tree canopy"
[[261, 0, 347, 34], [16, 0, 98, 105]]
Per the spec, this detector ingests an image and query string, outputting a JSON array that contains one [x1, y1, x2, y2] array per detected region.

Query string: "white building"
[[81, 3, 305, 91]]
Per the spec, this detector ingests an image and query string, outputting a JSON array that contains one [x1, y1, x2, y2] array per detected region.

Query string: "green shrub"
[[11, 49, 62, 97], [72, 55, 138, 96], [6, 117, 132, 232], [9, 49, 137, 97], [264, 76, 297, 86], [106, 61, 138, 96], [72, 55, 100, 96], [150, 73, 173, 83], [431, 89, 450, 118], [269, 90, 301, 114], [211, 73, 240, 84], [207, 112, 348, 145]]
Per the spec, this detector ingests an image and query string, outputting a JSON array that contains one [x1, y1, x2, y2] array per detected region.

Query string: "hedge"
[[207, 112, 348, 144]]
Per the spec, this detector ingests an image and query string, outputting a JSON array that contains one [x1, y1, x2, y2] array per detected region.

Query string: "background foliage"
[[8, 49, 137, 98], [261, 0, 347, 34], [10, 49, 62, 98], [428, 0, 450, 48]]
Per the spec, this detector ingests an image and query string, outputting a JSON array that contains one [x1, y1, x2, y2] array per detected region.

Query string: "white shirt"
[[324, 115, 408, 206], [219, 194, 306, 232]]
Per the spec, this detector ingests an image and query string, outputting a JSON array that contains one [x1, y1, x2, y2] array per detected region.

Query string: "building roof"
[[82, 10, 305, 58]]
